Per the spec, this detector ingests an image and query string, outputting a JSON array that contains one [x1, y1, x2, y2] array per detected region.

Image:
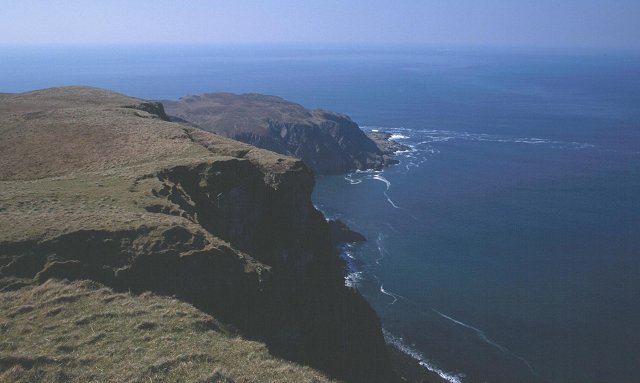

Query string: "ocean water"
[[1, 45, 639, 383]]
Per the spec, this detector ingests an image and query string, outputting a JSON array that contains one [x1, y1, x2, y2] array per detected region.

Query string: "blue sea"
[[2, 45, 639, 383]]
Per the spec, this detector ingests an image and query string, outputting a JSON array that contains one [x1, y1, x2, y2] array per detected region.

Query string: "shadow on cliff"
[[0, 161, 398, 383]]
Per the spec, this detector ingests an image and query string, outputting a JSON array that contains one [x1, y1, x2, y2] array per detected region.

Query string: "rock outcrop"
[[162, 93, 399, 174], [0, 87, 397, 382], [366, 131, 411, 155]]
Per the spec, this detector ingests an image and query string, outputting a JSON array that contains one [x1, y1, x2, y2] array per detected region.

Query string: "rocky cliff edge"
[[0, 86, 397, 382], [162, 93, 399, 174]]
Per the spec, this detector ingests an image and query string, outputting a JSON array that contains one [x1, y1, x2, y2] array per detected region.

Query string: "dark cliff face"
[[162, 93, 399, 174], [149, 135, 396, 382], [0, 87, 397, 383], [1, 159, 394, 382]]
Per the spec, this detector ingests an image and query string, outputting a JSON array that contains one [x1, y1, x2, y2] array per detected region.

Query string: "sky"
[[1, 0, 639, 49]]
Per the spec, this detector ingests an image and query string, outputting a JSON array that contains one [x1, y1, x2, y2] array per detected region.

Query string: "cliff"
[[162, 93, 398, 174], [0, 87, 397, 382], [366, 131, 411, 156]]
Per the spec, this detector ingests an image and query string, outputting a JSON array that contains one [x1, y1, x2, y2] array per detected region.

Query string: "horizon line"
[[1, 42, 639, 53]]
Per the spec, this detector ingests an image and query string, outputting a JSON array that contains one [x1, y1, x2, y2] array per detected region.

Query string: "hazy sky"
[[1, 0, 639, 48]]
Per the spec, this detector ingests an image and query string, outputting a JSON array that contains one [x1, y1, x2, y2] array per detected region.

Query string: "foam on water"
[[384, 194, 401, 209], [432, 309, 509, 353], [343, 173, 362, 184], [369, 228, 541, 381], [345, 271, 363, 288], [371, 174, 401, 208], [350, 125, 603, 381], [375, 232, 387, 265], [373, 235, 409, 305], [383, 329, 465, 383], [343, 170, 401, 209], [379, 284, 399, 304], [366, 125, 598, 153], [406, 128, 595, 150], [432, 309, 542, 379], [338, 244, 364, 288], [372, 174, 391, 190], [362, 126, 602, 189]]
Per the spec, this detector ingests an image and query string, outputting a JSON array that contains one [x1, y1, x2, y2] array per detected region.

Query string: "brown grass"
[[0, 279, 337, 383], [162, 93, 351, 137], [0, 86, 301, 243], [0, 87, 339, 383]]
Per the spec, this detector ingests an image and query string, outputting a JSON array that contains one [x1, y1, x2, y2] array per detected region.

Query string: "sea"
[[1, 45, 639, 383]]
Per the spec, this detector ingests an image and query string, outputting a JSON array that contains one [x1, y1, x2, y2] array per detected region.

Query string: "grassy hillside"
[[0, 279, 335, 383], [0, 87, 299, 243], [0, 86, 400, 383], [162, 93, 397, 174]]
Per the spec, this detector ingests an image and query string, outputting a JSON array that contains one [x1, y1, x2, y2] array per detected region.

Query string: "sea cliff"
[[0, 87, 396, 382], [162, 93, 400, 174]]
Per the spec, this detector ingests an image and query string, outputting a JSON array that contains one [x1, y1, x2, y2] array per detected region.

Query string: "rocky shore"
[[366, 131, 412, 156]]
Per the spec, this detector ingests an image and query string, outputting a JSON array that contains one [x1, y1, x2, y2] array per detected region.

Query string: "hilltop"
[[162, 93, 400, 174]]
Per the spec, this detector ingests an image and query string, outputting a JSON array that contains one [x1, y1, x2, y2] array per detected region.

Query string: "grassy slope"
[[162, 93, 336, 136], [0, 87, 299, 243], [161, 92, 394, 175], [0, 86, 336, 382], [0, 279, 335, 383]]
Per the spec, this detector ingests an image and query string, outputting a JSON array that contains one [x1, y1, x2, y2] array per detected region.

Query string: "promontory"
[[162, 92, 401, 174], [0, 86, 441, 383]]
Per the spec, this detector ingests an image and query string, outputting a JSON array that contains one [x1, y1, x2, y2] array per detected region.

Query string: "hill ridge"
[[162, 92, 400, 174]]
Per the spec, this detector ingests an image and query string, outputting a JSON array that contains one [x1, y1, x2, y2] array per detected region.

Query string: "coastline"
[[0, 87, 398, 383], [330, 130, 449, 383], [366, 130, 412, 159], [3, 45, 637, 383], [329, 223, 449, 383], [386, 333, 462, 383]]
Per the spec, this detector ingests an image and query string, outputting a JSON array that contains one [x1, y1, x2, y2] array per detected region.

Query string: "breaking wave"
[[383, 329, 465, 383], [363, 125, 596, 151], [338, 243, 364, 288]]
